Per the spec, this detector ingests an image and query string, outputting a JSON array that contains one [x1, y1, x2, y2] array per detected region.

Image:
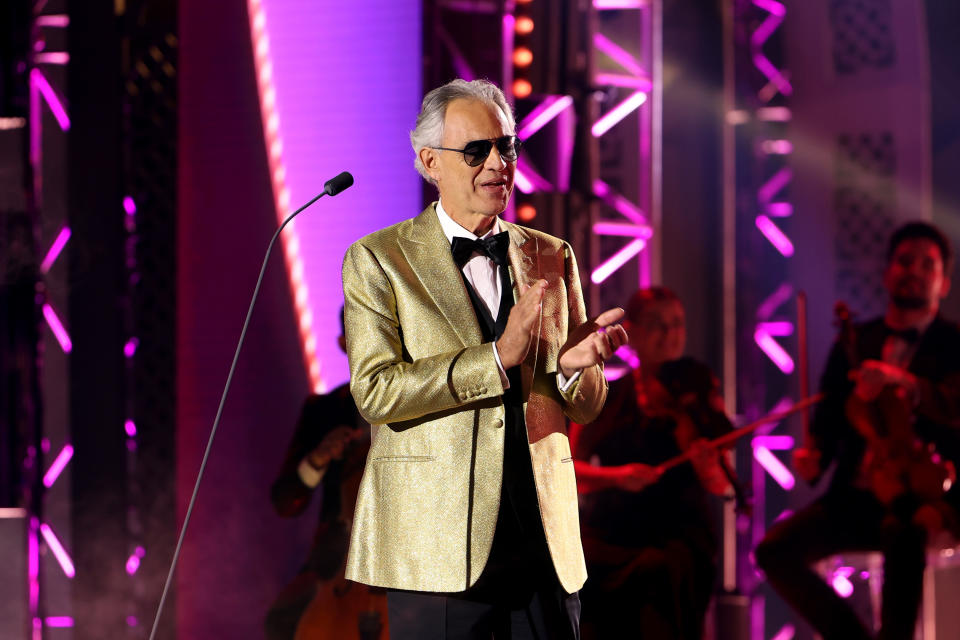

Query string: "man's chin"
[[891, 294, 931, 311]]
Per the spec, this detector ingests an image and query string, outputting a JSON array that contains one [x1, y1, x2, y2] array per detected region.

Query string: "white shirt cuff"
[[296, 458, 327, 488], [557, 368, 582, 392], [492, 342, 510, 389]]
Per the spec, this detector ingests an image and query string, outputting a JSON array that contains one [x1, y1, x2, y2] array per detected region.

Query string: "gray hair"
[[410, 79, 516, 184]]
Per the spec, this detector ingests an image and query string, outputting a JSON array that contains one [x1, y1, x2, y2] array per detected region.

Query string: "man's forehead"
[[892, 238, 943, 261], [443, 99, 510, 135]]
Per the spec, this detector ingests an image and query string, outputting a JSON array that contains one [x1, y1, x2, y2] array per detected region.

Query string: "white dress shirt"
[[435, 201, 579, 391]]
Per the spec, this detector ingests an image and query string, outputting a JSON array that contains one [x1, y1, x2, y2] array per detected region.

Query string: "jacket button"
[[493, 419, 504, 428]]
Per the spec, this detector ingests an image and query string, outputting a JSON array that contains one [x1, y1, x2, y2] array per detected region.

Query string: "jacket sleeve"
[[557, 241, 608, 425], [342, 240, 506, 426]]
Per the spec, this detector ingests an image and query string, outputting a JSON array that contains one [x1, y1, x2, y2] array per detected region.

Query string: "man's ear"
[[420, 147, 441, 183]]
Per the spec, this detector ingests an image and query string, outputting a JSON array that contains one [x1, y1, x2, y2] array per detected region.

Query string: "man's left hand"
[[851, 359, 918, 403], [558, 307, 628, 378]]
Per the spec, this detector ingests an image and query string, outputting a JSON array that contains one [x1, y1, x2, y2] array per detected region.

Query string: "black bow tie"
[[883, 324, 921, 343], [451, 232, 510, 268]]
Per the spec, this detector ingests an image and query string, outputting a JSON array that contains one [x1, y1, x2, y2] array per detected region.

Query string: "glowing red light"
[[517, 204, 537, 222], [513, 79, 532, 98], [513, 47, 533, 68]]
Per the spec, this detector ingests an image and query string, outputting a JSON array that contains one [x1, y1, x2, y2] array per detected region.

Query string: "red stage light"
[[513, 47, 533, 67], [513, 78, 532, 98]]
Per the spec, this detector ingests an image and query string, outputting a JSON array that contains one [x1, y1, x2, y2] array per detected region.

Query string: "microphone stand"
[[148, 173, 352, 640]]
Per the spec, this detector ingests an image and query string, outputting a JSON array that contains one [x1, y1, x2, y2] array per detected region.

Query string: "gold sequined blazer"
[[342, 203, 607, 594]]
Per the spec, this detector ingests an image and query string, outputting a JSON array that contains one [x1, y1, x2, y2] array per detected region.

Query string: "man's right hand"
[[305, 425, 357, 470], [496, 279, 547, 369], [792, 446, 822, 484], [615, 463, 662, 492]]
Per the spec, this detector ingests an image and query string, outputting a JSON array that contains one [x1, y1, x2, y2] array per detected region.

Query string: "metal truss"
[[725, 1, 799, 638], [27, 0, 74, 635]]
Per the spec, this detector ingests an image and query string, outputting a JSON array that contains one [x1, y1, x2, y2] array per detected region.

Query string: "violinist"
[[265, 309, 380, 640], [570, 287, 734, 640], [755, 221, 960, 640]]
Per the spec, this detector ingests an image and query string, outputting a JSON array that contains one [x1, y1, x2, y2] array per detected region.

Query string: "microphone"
[[148, 171, 353, 640], [324, 171, 354, 196]]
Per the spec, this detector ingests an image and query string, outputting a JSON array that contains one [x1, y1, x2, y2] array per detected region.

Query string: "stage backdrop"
[[177, 0, 420, 636]]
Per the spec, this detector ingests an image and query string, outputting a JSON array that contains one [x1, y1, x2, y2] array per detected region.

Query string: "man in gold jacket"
[[342, 79, 627, 639]]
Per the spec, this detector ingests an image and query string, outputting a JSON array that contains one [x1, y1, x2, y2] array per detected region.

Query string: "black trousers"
[[386, 473, 580, 640], [755, 487, 927, 640]]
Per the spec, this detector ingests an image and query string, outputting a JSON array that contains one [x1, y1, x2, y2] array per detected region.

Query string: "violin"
[[650, 358, 751, 510], [834, 302, 952, 505]]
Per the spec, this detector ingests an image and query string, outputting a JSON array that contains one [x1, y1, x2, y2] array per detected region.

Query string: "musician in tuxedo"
[[570, 287, 735, 640], [755, 221, 960, 640], [340, 79, 627, 639]]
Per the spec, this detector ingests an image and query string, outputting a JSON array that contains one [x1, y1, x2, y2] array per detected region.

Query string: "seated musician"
[[755, 221, 960, 640], [570, 287, 735, 640], [265, 310, 381, 640]]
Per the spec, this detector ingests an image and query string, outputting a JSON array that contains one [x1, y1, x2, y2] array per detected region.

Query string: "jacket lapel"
[[398, 205, 482, 348], [503, 221, 541, 400]]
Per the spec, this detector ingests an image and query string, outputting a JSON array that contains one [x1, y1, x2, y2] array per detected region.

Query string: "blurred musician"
[[571, 287, 735, 640]]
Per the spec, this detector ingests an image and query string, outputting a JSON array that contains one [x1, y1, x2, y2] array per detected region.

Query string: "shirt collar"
[[435, 199, 500, 244]]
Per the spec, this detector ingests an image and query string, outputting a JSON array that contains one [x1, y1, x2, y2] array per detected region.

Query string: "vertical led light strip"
[[245, 1, 421, 392], [247, 0, 322, 391]]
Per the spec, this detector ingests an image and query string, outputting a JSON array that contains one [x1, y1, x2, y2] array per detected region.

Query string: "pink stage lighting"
[[125, 420, 137, 437], [591, 239, 646, 284], [592, 91, 647, 137], [593, 33, 643, 76], [247, 0, 322, 391], [754, 324, 795, 374], [29, 519, 39, 610], [30, 69, 70, 131], [35, 14, 69, 27], [751, 435, 794, 450], [517, 95, 574, 139], [758, 167, 792, 203], [594, 73, 652, 91], [515, 158, 554, 193], [757, 283, 794, 320], [40, 523, 75, 578], [592, 221, 653, 238], [42, 445, 73, 488], [40, 226, 71, 274], [592, 179, 647, 224], [44, 617, 74, 628], [770, 624, 796, 640], [42, 303, 72, 353], [750, 0, 792, 98], [755, 215, 794, 257], [753, 446, 795, 490], [831, 566, 855, 598]]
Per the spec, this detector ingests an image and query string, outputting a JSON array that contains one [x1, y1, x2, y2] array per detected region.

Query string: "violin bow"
[[655, 393, 824, 473]]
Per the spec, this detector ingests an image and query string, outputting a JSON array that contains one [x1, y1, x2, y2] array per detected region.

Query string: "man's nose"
[[484, 145, 508, 169]]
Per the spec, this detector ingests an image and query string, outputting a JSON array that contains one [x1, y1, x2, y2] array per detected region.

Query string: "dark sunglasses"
[[431, 135, 523, 167]]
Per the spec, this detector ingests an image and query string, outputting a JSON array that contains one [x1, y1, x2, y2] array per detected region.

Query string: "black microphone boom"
[[324, 171, 354, 196], [148, 170, 353, 640]]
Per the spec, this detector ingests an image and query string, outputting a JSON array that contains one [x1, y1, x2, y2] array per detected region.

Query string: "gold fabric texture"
[[342, 204, 607, 594]]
